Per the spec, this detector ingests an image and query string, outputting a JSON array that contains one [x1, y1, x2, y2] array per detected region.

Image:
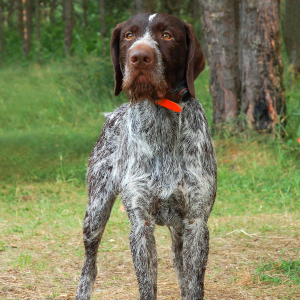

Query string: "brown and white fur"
[[75, 13, 217, 300]]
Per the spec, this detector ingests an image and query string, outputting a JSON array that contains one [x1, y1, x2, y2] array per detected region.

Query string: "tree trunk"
[[63, 0, 73, 55], [22, 0, 32, 57], [50, 0, 56, 24], [83, 0, 88, 27], [191, 0, 200, 38], [17, 0, 23, 37], [145, 0, 157, 14], [192, 0, 199, 24], [133, 0, 143, 14], [0, 0, 4, 54], [200, 0, 240, 130], [134, 0, 157, 14], [35, 0, 40, 49], [283, 0, 300, 76], [7, 0, 15, 28], [164, 0, 180, 16], [98, 0, 106, 37], [239, 0, 286, 132]]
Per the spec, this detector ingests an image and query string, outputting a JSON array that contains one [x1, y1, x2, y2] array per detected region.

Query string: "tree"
[[133, 0, 157, 14], [283, 0, 300, 76], [0, 0, 4, 54], [200, 0, 286, 133], [83, 0, 88, 28], [7, 0, 15, 28], [239, 0, 285, 132], [63, 0, 73, 55], [22, 0, 33, 57], [98, 0, 106, 38], [17, 0, 23, 37], [49, 0, 57, 24], [35, 0, 40, 51], [200, 0, 239, 128], [191, 0, 199, 27]]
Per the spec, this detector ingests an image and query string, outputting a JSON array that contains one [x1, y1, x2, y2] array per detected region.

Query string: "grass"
[[0, 56, 300, 299], [0, 183, 299, 299], [0, 59, 120, 183], [256, 259, 300, 286]]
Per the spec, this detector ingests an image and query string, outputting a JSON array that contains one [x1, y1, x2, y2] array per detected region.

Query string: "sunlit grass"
[[255, 259, 300, 286]]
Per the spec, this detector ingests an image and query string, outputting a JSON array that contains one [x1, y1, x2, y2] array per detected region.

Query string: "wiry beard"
[[129, 80, 158, 103], [122, 63, 167, 104]]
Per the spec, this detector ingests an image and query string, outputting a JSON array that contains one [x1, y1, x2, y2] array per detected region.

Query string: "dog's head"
[[110, 13, 205, 103]]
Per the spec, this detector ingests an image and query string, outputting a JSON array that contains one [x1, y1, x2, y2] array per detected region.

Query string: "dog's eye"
[[162, 33, 172, 40], [125, 32, 134, 40]]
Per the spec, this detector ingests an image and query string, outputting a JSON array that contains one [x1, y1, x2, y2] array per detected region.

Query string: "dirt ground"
[[0, 214, 299, 300]]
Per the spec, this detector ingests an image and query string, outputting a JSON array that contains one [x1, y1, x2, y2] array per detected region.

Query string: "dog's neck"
[[123, 98, 182, 195], [127, 98, 181, 149]]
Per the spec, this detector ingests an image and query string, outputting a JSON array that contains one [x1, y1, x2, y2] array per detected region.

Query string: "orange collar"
[[157, 98, 182, 112]]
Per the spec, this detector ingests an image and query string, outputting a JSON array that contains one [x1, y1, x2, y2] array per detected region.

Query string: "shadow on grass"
[[0, 128, 100, 183]]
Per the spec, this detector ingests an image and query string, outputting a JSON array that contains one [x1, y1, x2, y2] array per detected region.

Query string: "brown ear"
[[110, 23, 124, 96], [185, 24, 205, 98]]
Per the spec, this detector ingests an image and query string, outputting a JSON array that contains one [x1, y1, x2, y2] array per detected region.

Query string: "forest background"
[[0, 0, 300, 299]]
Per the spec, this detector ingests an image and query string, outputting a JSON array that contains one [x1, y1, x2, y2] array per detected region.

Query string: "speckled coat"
[[75, 13, 217, 300]]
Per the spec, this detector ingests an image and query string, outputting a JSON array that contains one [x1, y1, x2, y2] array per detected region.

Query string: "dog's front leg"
[[123, 194, 157, 299], [182, 218, 209, 300], [75, 188, 117, 300], [168, 225, 187, 300], [121, 182, 158, 300], [75, 141, 118, 300], [129, 217, 157, 300]]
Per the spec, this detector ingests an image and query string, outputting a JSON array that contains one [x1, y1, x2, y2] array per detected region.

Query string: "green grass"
[[256, 259, 300, 286], [0, 56, 300, 298], [0, 59, 117, 182], [0, 58, 212, 183]]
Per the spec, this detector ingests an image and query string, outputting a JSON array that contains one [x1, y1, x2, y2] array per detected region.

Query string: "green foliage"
[[214, 139, 300, 216], [285, 81, 300, 147], [0, 0, 203, 62], [1, 0, 133, 61], [282, 51, 300, 148], [256, 259, 300, 286]]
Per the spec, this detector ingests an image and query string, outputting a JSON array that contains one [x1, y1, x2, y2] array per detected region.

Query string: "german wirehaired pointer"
[[75, 13, 217, 300]]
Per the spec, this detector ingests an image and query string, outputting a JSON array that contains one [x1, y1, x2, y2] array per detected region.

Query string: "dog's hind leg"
[[75, 192, 117, 300], [182, 219, 209, 300], [168, 225, 187, 300]]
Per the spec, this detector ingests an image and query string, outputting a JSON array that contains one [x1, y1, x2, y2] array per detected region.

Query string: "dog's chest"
[[118, 100, 182, 197]]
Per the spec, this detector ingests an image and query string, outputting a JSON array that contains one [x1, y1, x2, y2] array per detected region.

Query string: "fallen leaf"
[[119, 205, 126, 212]]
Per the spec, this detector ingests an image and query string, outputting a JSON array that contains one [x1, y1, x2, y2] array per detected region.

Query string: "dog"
[[75, 13, 217, 300]]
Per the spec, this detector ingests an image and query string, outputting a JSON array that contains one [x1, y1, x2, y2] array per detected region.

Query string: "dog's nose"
[[129, 49, 153, 69]]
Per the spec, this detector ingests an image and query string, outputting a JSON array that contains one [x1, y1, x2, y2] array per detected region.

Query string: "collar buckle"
[[171, 80, 192, 102]]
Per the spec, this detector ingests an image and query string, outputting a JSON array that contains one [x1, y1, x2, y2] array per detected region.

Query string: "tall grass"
[[0, 58, 125, 182]]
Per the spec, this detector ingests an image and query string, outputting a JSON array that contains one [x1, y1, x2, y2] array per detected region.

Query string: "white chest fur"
[[118, 99, 183, 198]]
